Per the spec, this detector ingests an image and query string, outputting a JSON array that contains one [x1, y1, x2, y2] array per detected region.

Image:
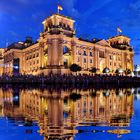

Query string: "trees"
[[115, 68, 124, 75], [103, 67, 110, 74], [89, 67, 97, 74], [115, 69, 120, 75], [125, 69, 131, 75], [69, 64, 81, 74]]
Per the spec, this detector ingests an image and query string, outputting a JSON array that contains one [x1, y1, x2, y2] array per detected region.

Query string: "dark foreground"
[[0, 74, 140, 86]]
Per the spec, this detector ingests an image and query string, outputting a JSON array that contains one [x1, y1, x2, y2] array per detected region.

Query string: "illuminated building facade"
[[0, 14, 134, 75]]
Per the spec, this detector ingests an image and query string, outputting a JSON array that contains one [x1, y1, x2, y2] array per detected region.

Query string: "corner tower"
[[39, 14, 75, 73], [108, 35, 134, 71]]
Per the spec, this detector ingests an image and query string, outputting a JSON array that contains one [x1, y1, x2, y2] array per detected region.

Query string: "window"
[[26, 56, 29, 60], [110, 55, 112, 60], [90, 52, 92, 56], [84, 58, 86, 63], [84, 102, 86, 107], [90, 59, 92, 63], [83, 51, 87, 56], [36, 53, 39, 57], [99, 51, 105, 58], [90, 101, 92, 106], [33, 54, 35, 58], [78, 50, 81, 55]]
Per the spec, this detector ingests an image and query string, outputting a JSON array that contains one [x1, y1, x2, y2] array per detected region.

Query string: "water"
[[0, 86, 140, 140]]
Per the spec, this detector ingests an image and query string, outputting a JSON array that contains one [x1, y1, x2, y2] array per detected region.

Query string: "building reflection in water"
[[0, 87, 136, 140]]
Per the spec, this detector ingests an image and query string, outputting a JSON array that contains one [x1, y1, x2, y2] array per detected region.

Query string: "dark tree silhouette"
[[115, 69, 120, 75], [125, 69, 131, 75], [89, 67, 97, 74], [103, 67, 110, 73], [70, 64, 81, 74]]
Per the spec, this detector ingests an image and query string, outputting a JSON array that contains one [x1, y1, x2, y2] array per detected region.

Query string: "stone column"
[[47, 39, 52, 66], [58, 39, 64, 66], [39, 42, 45, 68], [52, 39, 59, 65], [71, 41, 76, 65], [94, 48, 99, 68], [48, 38, 60, 66]]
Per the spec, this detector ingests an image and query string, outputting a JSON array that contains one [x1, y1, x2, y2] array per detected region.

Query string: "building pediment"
[[95, 39, 111, 48]]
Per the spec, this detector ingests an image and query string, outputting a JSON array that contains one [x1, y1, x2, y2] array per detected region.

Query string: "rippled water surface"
[[0, 86, 140, 140]]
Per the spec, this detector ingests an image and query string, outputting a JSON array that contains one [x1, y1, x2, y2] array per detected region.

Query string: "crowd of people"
[[0, 74, 139, 86]]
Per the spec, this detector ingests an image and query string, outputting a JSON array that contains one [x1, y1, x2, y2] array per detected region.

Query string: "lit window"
[[90, 52, 92, 56], [84, 102, 86, 107], [83, 51, 87, 56], [84, 58, 86, 63], [90, 59, 92, 63], [99, 51, 105, 58], [36, 53, 39, 57]]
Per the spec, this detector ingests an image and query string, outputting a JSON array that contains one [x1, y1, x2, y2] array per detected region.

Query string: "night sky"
[[0, 0, 140, 64]]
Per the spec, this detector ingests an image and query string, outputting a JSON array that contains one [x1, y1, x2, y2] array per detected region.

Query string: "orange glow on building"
[[0, 14, 134, 75]]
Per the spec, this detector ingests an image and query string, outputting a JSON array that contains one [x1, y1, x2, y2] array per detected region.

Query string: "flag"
[[117, 28, 122, 33], [58, 5, 63, 11]]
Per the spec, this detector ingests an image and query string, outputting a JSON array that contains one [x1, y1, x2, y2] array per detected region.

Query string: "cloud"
[[61, 0, 80, 17]]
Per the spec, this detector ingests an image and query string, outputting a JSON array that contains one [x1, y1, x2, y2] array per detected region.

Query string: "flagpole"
[[57, 0, 59, 14], [57, 5, 59, 14], [117, 29, 119, 35], [57, 5, 63, 14]]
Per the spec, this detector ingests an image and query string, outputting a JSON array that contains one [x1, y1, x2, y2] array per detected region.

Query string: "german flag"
[[58, 5, 63, 11], [117, 28, 122, 33]]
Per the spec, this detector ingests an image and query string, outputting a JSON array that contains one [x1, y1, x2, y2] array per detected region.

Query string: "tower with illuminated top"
[[108, 35, 134, 71], [39, 13, 75, 73], [1, 11, 134, 75]]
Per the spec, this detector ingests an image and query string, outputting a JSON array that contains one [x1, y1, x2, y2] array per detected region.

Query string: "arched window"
[[63, 46, 69, 54]]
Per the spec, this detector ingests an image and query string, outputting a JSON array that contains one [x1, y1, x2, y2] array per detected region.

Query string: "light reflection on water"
[[0, 86, 140, 140]]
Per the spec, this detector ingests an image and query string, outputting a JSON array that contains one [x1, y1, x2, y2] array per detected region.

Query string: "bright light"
[[119, 68, 123, 73], [14, 66, 19, 69], [135, 65, 140, 72]]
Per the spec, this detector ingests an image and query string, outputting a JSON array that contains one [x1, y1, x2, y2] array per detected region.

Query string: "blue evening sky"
[[0, 0, 140, 64]]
